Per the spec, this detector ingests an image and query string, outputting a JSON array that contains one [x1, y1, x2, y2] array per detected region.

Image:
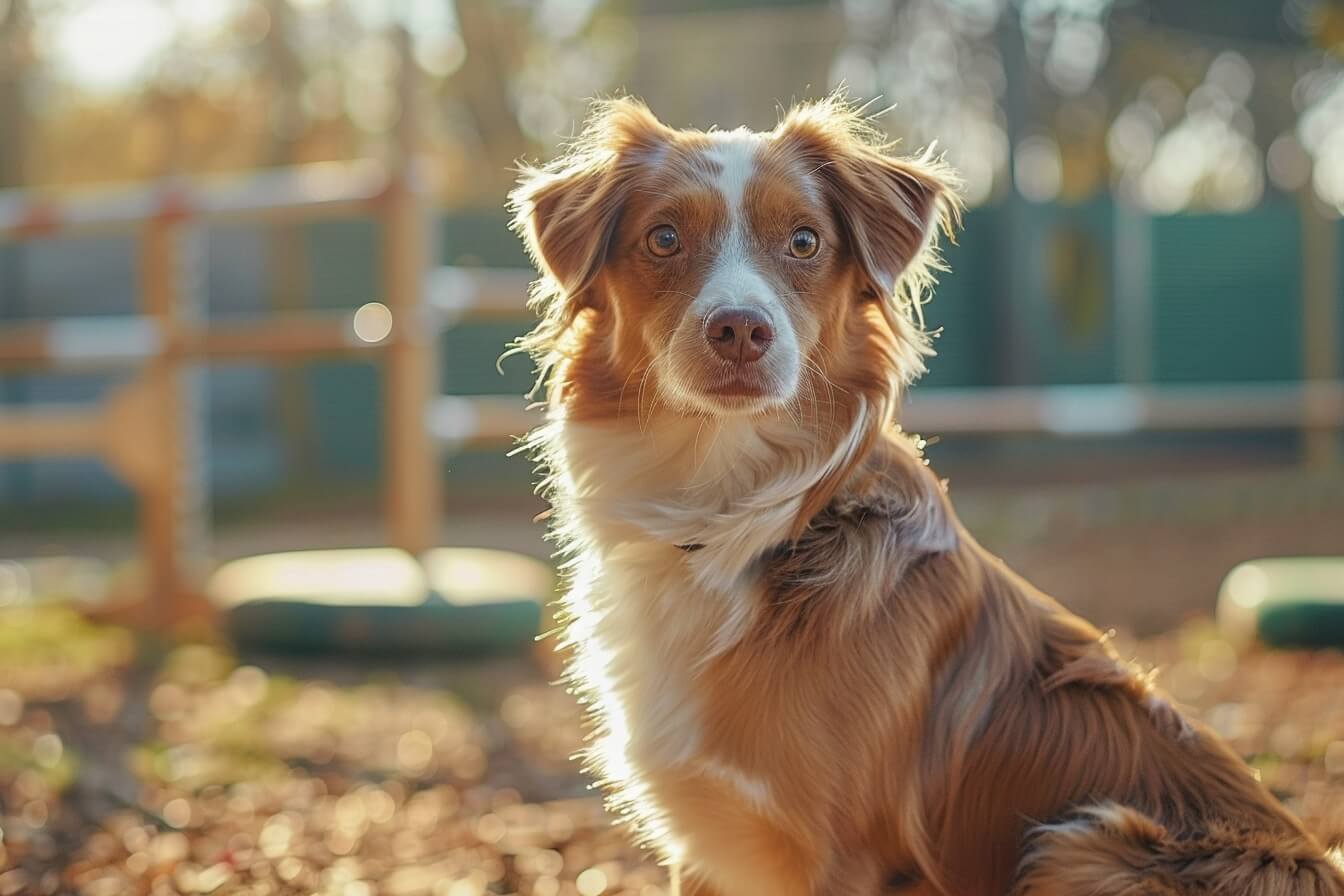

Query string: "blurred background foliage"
[[1, 0, 1343, 208]]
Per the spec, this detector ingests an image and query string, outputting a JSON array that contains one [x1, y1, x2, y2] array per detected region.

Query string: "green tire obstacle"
[[1217, 557, 1344, 650], [207, 547, 550, 655]]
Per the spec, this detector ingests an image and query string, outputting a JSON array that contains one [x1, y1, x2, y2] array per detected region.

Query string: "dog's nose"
[[704, 306, 774, 363]]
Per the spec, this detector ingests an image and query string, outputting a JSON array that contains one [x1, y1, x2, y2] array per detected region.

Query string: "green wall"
[[1150, 203, 1302, 382]]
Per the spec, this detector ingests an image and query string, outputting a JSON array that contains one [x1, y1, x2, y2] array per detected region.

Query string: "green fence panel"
[[1151, 204, 1301, 383], [1038, 198, 1116, 384], [304, 361, 382, 477], [438, 209, 529, 268], [921, 206, 994, 388], [304, 218, 380, 310]]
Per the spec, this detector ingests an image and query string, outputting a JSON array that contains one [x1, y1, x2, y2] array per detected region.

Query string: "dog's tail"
[[1012, 802, 1344, 896]]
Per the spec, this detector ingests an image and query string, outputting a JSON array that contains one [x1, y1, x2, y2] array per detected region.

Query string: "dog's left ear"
[[774, 97, 961, 301]]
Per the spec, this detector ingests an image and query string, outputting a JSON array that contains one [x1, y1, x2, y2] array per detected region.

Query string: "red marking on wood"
[[14, 202, 61, 238], [156, 188, 195, 222], [370, 173, 406, 209]]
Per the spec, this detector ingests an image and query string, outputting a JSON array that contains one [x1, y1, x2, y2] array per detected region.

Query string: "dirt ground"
[[5, 608, 1344, 893]]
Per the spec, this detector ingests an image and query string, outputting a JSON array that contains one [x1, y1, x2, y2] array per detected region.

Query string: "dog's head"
[[510, 95, 959, 423]]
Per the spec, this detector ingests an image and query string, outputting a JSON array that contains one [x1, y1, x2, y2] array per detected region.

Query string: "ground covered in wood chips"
[[2, 606, 1344, 896]]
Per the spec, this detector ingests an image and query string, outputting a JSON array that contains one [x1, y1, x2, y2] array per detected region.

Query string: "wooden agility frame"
[[0, 162, 537, 625], [0, 29, 536, 624]]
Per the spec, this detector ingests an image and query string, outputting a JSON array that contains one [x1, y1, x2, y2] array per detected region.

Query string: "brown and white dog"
[[508, 95, 1344, 895]]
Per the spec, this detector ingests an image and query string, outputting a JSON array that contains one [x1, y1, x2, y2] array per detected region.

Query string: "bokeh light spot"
[[352, 302, 393, 344]]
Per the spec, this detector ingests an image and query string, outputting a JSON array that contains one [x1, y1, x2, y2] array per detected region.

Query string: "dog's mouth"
[[690, 364, 791, 411], [705, 373, 772, 398]]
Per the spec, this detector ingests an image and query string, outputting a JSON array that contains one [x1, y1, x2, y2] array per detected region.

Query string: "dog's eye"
[[788, 227, 819, 259], [647, 225, 680, 257]]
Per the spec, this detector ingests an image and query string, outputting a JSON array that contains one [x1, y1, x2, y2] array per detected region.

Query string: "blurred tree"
[[0, 0, 1340, 215], [451, 0, 529, 197], [0, 0, 32, 188], [263, 0, 317, 478]]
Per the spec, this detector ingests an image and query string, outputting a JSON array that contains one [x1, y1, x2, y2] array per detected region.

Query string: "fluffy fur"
[[509, 94, 1344, 896]]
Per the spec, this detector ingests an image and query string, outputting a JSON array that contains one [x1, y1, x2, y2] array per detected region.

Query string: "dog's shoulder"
[[785, 430, 958, 563], [757, 432, 965, 636]]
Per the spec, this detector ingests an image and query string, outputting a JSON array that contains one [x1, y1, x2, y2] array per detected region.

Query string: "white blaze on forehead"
[[704, 129, 761, 218], [698, 130, 770, 312]]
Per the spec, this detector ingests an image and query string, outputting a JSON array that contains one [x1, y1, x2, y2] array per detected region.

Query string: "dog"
[[508, 95, 1344, 895]]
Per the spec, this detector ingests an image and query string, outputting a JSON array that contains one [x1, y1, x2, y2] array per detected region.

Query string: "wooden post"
[[0, 0, 30, 191], [1300, 193, 1340, 469], [381, 25, 440, 555], [137, 208, 208, 624], [101, 375, 160, 496]]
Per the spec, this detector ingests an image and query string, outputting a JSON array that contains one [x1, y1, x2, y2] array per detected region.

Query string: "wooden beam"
[[425, 395, 537, 447], [424, 266, 533, 323], [0, 406, 103, 456], [0, 160, 390, 243], [0, 313, 385, 369], [380, 25, 440, 556], [902, 382, 1344, 436], [0, 378, 159, 494], [182, 313, 380, 360], [0, 316, 161, 370]]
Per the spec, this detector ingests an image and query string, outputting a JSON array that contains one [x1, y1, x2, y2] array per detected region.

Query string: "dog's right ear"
[[510, 98, 670, 321]]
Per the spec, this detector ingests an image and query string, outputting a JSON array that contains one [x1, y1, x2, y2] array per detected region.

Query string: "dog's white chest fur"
[[574, 541, 725, 771], [540, 413, 869, 845], [569, 536, 778, 858]]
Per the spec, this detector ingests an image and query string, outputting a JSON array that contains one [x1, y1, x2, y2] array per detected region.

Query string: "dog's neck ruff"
[[531, 401, 879, 594]]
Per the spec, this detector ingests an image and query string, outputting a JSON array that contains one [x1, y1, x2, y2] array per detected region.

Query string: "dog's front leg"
[[672, 851, 894, 896], [674, 869, 910, 896], [657, 775, 815, 896]]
